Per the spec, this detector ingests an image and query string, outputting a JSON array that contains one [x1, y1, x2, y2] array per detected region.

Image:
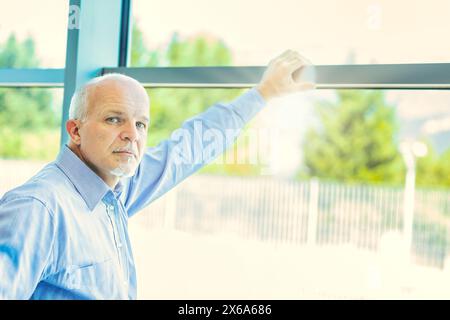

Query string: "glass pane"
[[128, 88, 450, 299], [2, 86, 448, 298], [144, 88, 450, 184], [0, 0, 69, 67], [131, 0, 450, 66], [0, 88, 62, 196]]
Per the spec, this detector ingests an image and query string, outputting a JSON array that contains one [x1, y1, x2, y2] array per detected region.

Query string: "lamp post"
[[399, 140, 427, 259]]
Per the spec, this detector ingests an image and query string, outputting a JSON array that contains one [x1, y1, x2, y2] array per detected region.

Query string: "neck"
[[67, 143, 119, 188]]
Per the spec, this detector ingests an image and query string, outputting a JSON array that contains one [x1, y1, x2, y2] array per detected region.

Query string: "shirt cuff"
[[231, 87, 267, 123]]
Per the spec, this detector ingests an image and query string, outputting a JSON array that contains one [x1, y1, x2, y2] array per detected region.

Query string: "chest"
[[41, 201, 134, 299]]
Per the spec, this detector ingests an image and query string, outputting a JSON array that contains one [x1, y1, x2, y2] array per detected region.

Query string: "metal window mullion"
[[2, 64, 450, 89], [60, 0, 124, 147], [103, 64, 450, 89], [118, 0, 132, 67], [0, 69, 65, 88]]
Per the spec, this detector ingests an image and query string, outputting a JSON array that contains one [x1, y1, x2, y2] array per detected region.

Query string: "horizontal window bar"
[[104, 64, 450, 89], [0, 69, 65, 87], [2, 64, 450, 89]]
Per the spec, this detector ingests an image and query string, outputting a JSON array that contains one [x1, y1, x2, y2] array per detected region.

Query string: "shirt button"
[[108, 205, 114, 211], [118, 243, 123, 249]]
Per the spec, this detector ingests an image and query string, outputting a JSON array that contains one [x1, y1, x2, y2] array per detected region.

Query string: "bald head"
[[69, 73, 149, 122], [66, 73, 150, 188]]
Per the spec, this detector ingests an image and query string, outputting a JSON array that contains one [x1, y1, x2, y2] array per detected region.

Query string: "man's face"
[[75, 78, 150, 186]]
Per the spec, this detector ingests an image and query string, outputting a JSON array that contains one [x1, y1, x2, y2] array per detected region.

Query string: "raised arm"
[[123, 50, 315, 216]]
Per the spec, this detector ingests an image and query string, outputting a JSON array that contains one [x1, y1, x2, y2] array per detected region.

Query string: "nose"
[[120, 121, 139, 142]]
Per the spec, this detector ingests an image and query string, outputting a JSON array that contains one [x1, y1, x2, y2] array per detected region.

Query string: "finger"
[[292, 65, 304, 81], [286, 51, 307, 61], [286, 82, 315, 93], [275, 50, 295, 63], [296, 53, 313, 65], [287, 53, 313, 71], [275, 50, 291, 61], [296, 82, 316, 91], [281, 49, 295, 58], [286, 58, 305, 70], [285, 59, 306, 73]]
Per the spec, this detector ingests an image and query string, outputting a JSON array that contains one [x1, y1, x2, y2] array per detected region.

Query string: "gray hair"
[[68, 73, 145, 122]]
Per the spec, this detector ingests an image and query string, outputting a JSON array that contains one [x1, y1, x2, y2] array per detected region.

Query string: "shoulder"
[[0, 162, 73, 217]]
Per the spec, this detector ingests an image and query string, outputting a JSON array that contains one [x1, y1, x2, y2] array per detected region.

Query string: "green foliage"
[[130, 24, 159, 67], [131, 24, 241, 147], [0, 34, 40, 68], [0, 34, 59, 160], [416, 144, 450, 188], [301, 90, 404, 185], [165, 32, 232, 67], [0, 128, 59, 159], [0, 88, 56, 129], [0, 127, 25, 158], [131, 24, 262, 176]]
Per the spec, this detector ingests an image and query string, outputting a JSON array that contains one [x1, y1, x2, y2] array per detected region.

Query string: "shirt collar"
[[55, 145, 112, 211]]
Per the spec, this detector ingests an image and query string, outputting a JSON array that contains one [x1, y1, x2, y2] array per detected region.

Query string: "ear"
[[66, 119, 82, 145]]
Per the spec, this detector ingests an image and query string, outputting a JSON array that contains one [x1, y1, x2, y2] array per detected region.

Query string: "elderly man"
[[0, 50, 314, 299]]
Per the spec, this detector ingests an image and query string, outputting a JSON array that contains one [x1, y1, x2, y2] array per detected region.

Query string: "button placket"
[[105, 200, 129, 289], [105, 203, 122, 266]]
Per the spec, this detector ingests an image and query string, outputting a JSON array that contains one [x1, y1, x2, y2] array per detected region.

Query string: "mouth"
[[113, 150, 136, 158]]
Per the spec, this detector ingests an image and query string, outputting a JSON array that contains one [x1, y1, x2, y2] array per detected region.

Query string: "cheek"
[[138, 134, 148, 152], [94, 128, 116, 145], [82, 127, 115, 151], [96, 132, 108, 144]]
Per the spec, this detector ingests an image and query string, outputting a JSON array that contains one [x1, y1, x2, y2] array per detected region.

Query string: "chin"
[[109, 166, 137, 178]]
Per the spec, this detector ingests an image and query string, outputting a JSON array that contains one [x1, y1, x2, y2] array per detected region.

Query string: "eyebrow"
[[103, 110, 149, 123]]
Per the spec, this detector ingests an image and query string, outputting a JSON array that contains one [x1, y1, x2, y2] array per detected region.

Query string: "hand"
[[256, 50, 315, 102]]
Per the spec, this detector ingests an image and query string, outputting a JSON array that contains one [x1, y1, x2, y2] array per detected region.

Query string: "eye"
[[106, 117, 121, 124], [136, 122, 147, 130]]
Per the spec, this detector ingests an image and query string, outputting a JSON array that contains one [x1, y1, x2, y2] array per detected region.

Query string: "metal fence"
[[2, 160, 450, 270], [134, 175, 450, 270]]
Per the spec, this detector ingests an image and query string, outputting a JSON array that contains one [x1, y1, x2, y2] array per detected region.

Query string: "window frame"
[[0, 0, 449, 147]]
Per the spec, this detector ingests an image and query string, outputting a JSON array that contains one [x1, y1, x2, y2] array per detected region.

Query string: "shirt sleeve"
[[0, 196, 56, 299], [123, 87, 266, 216]]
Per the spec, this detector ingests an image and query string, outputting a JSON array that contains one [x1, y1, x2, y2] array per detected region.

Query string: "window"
[[0, 0, 69, 68], [1, 0, 449, 299], [131, 0, 450, 66], [0, 88, 63, 197], [0, 88, 62, 160], [129, 88, 450, 298]]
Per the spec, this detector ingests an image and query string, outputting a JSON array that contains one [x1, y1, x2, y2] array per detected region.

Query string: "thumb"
[[295, 82, 316, 91]]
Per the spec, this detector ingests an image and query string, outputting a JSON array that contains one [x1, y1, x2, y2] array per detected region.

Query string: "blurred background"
[[0, 0, 450, 299]]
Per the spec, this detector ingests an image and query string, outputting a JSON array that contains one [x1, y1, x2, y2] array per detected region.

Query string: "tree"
[[131, 25, 262, 175], [416, 143, 450, 188], [131, 28, 242, 145], [130, 25, 159, 68], [0, 34, 40, 68], [165, 32, 233, 67], [0, 34, 59, 159], [301, 90, 404, 185]]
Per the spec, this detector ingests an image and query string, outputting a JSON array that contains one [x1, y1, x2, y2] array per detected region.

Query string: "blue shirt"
[[0, 88, 265, 299]]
